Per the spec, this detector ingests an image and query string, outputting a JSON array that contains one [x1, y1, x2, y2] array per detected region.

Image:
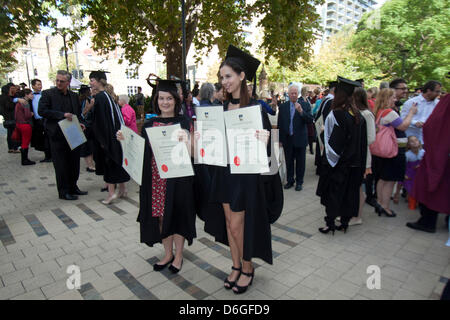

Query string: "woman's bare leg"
[[223, 203, 243, 287]]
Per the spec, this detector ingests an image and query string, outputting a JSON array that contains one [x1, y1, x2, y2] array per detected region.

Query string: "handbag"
[[11, 126, 21, 142], [3, 120, 16, 129], [369, 110, 398, 158]]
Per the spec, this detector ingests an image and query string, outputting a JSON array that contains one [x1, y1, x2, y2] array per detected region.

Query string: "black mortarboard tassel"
[[336, 76, 361, 96]]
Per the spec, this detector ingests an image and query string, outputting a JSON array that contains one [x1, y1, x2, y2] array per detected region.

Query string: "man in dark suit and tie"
[[277, 83, 313, 191], [39, 70, 88, 200]]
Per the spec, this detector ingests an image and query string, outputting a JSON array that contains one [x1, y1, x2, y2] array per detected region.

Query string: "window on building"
[[126, 68, 139, 79], [127, 86, 139, 96]]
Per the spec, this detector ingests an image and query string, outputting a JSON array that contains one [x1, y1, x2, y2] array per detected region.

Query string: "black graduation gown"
[[316, 109, 367, 221], [92, 91, 130, 184], [137, 116, 197, 247], [204, 101, 284, 265]]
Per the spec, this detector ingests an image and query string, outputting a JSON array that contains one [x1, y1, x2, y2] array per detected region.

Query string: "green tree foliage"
[[74, 0, 322, 79], [351, 0, 450, 89]]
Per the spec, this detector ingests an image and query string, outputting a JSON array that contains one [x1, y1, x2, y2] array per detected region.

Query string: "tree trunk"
[[165, 41, 183, 79]]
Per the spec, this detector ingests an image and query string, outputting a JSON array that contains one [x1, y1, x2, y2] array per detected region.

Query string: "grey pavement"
[[0, 125, 449, 300]]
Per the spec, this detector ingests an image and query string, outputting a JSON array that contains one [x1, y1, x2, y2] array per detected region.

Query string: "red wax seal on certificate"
[[124, 158, 128, 166], [161, 164, 168, 172], [200, 148, 205, 157], [234, 156, 240, 166]]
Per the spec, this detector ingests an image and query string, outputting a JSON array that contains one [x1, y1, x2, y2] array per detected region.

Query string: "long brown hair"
[[374, 88, 394, 117], [331, 89, 361, 123], [220, 58, 250, 107], [353, 87, 369, 111]]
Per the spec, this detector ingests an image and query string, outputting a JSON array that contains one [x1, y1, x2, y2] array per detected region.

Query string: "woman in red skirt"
[[15, 89, 35, 165]]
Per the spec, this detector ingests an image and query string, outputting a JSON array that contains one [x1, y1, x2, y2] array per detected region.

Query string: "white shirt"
[[400, 94, 438, 143]]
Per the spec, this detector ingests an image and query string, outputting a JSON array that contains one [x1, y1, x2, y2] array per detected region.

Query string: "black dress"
[[92, 91, 130, 184], [137, 116, 197, 247], [205, 101, 283, 265], [316, 109, 367, 225]]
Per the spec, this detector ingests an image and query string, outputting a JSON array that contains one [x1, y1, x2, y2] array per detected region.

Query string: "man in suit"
[[277, 83, 313, 191], [38, 70, 88, 200]]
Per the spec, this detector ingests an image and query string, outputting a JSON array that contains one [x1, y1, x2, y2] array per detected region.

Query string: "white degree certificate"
[[194, 106, 227, 167], [223, 105, 269, 174], [58, 116, 86, 150], [119, 125, 145, 185], [145, 124, 194, 179]]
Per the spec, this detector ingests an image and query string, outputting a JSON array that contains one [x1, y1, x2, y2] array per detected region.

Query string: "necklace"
[[230, 98, 240, 104]]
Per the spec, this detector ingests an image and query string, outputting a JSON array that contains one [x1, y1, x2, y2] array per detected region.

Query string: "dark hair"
[[219, 58, 250, 107], [422, 80, 442, 94], [16, 89, 32, 98], [214, 82, 222, 91], [1, 83, 14, 96], [138, 86, 142, 91], [353, 87, 369, 111], [79, 88, 91, 102], [331, 89, 361, 124], [389, 78, 406, 89], [31, 79, 41, 86], [153, 89, 182, 116]]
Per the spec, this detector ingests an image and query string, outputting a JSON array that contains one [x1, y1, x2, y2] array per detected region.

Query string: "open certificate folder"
[[58, 116, 86, 150], [119, 125, 145, 185], [145, 124, 194, 179], [194, 105, 227, 167], [223, 105, 269, 174]]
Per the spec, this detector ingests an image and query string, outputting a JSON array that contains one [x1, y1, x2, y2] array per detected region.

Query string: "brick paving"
[[0, 126, 448, 300]]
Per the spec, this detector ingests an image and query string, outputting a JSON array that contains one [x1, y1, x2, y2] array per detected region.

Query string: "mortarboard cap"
[[88, 70, 109, 81], [156, 79, 182, 92], [225, 45, 260, 82], [79, 84, 91, 94], [336, 76, 361, 96]]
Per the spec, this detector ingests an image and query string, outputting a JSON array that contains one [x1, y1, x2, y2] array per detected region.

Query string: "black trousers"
[[417, 203, 439, 230], [6, 126, 20, 150], [284, 135, 306, 186], [49, 136, 80, 196]]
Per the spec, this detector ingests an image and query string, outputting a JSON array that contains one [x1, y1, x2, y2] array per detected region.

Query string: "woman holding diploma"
[[137, 79, 196, 274], [207, 45, 282, 294], [89, 71, 130, 204]]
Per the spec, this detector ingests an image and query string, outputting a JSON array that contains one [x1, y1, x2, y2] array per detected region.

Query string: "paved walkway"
[[0, 126, 448, 300]]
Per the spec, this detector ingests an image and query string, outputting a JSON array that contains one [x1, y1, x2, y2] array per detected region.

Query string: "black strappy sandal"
[[233, 269, 254, 294], [224, 265, 241, 290]]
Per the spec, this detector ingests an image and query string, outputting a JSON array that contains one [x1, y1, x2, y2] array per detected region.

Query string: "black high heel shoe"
[[378, 208, 396, 217], [153, 256, 175, 271], [318, 226, 335, 235], [233, 269, 254, 294], [374, 202, 383, 214], [336, 224, 348, 233], [169, 259, 183, 274], [224, 265, 241, 290]]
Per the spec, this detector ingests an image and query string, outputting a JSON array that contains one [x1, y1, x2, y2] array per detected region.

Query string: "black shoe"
[[86, 167, 96, 173], [378, 208, 396, 217], [40, 158, 52, 163], [365, 197, 377, 208], [168, 259, 183, 274], [406, 222, 436, 233], [336, 224, 348, 233], [284, 182, 294, 189], [71, 187, 88, 196], [21, 149, 36, 166], [59, 193, 78, 200], [374, 202, 383, 214], [318, 226, 335, 235], [224, 265, 242, 290], [233, 269, 254, 294], [101, 187, 108, 192], [153, 256, 174, 271], [295, 184, 303, 191]]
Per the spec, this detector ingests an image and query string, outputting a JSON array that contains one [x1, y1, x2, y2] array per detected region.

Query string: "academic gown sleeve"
[[324, 111, 346, 167]]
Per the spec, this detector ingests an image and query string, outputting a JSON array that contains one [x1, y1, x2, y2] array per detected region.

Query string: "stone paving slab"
[[0, 128, 449, 300]]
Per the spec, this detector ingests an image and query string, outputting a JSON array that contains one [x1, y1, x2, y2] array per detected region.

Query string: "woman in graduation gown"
[[89, 71, 130, 204], [137, 80, 196, 274], [205, 45, 283, 294], [316, 76, 367, 234]]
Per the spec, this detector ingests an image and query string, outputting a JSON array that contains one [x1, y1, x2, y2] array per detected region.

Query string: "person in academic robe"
[[205, 45, 283, 294], [316, 76, 367, 234], [134, 79, 197, 274], [38, 70, 88, 200], [89, 71, 130, 204], [314, 81, 337, 175]]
